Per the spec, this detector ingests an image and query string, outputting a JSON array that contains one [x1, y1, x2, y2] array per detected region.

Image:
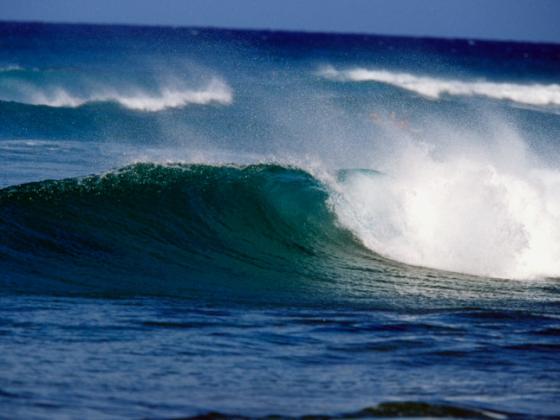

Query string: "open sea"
[[1, 22, 560, 419]]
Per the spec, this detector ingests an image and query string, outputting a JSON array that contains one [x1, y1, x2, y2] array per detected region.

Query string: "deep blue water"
[[0, 22, 559, 419]]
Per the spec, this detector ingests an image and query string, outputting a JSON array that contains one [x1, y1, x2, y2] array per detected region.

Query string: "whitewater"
[[320, 66, 560, 107], [0, 76, 233, 110]]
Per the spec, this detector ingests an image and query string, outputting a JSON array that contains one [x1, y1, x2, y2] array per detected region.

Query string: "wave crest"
[[320, 66, 560, 107], [1, 78, 233, 111]]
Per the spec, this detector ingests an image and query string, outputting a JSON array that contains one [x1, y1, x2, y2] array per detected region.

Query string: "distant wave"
[[0, 64, 25, 72], [0, 64, 42, 73], [0, 78, 233, 111], [320, 66, 560, 107]]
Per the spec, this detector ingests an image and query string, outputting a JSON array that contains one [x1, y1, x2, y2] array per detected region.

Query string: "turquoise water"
[[1, 22, 559, 418]]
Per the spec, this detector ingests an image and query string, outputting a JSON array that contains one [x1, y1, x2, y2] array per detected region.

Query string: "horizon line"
[[2, 19, 559, 47]]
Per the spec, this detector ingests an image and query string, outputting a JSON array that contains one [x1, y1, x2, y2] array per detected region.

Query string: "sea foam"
[[328, 130, 560, 280], [320, 66, 560, 107]]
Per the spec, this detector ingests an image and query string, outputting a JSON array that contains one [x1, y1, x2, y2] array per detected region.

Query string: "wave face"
[[320, 66, 560, 107], [0, 163, 385, 300]]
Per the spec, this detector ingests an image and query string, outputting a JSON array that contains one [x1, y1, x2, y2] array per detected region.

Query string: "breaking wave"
[[331, 144, 560, 280], [320, 66, 560, 107], [2, 159, 560, 298], [0, 78, 233, 111]]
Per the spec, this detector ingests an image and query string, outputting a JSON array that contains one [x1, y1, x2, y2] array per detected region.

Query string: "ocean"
[[0, 22, 559, 419]]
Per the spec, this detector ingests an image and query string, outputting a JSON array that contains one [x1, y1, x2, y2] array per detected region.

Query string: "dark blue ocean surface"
[[0, 22, 559, 419]]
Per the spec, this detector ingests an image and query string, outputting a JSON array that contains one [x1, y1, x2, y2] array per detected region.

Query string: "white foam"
[[320, 66, 560, 107], [328, 128, 560, 280], [106, 78, 233, 111], [5, 78, 233, 111], [27, 88, 85, 108]]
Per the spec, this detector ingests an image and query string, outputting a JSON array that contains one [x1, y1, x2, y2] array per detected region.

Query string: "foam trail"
[[320, 66, 560, 107], [4, 78, 233, 111]]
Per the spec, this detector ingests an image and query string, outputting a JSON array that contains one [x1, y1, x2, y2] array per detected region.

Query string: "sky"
[[1, 0, 559, 44]]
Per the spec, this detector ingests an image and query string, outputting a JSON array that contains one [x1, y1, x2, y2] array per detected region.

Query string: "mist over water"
[[1, 22, 559, 419]]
